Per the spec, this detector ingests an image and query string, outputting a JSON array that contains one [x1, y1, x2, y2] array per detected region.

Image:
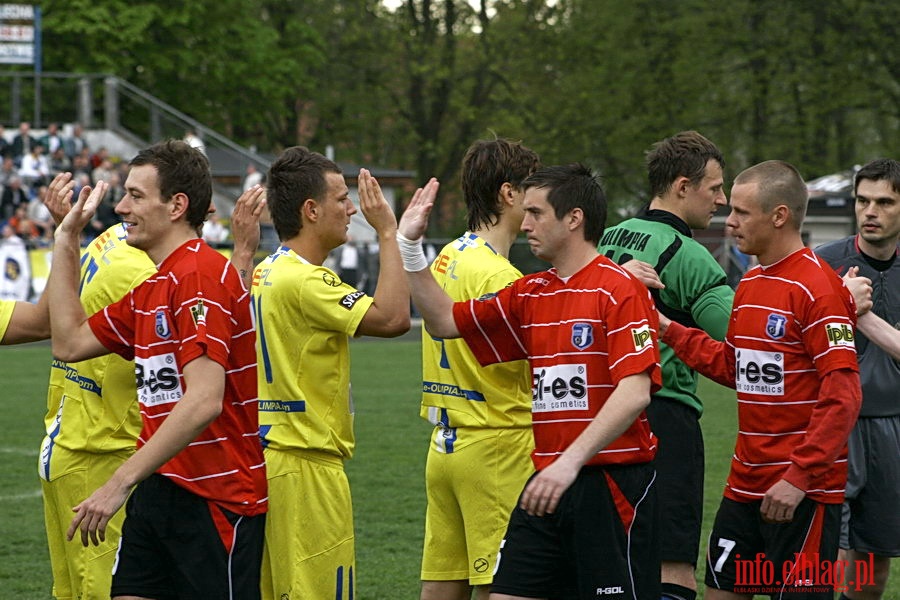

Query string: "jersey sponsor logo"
[[154, 310, 171, 339], [526, 276, 551, 286], [631, 324, 652, 351], [322, 272, 340, 287], [825, 322, 855, 348], [596, 586, 625, 595], [340, 290, 366, 310], [766, 313, 787, 339], [599, 226, 651, 252], [532, 363, 588, 413], [189, 299, 207, 326], [258, 399, 306, 412], [135, 353, 182, 407], [571, 322, 594, 350], [735, 348, 784, 395]]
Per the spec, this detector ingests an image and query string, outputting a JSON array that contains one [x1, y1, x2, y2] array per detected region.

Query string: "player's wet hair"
[[646, 130, 724, 199], [522, 163, 607, 244], [130, 140, 212, 230], [267, 146, 343, 240], [462, 138, 540, 231], [855, 158, 900, 196]]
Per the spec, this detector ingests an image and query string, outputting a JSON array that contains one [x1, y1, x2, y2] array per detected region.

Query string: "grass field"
[[1, 338, 897, 599]]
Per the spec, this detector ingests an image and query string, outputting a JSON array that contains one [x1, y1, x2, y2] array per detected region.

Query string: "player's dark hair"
[[462, 138, 541, 231], [646, 130, 724, 198], [855, 158, 900, 196], [266, 146, 343, 240], [129, 140, 212, 230], [522, 163, 607, 244]]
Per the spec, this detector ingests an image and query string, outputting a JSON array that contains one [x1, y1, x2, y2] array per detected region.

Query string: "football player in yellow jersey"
[[418, 139, 539, 600], [37, 173, 264, 600], [253, 147, 415, 600]]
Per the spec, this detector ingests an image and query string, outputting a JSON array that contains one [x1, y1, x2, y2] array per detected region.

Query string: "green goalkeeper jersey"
[[598, 209, 733, 414]]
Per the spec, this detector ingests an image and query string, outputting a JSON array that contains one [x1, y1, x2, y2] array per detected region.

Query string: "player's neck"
[[473, 224, 517, 258], [757, 235, 805, 267], [648, 196, 686, 223], [857, 234, 899, 262], [285, 237, 327, 266], [146, 228, 199, 266], [553, 241, 600, 279]]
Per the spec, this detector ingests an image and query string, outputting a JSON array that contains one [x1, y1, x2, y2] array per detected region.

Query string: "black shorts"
[[705, 497, 841, 599], [111, 474, 266, 600], [491, 462, 659, 600], [645, 397, 704, 564]]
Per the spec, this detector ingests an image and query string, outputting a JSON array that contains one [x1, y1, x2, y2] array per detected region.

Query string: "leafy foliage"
[[30, 0, 900, 234]]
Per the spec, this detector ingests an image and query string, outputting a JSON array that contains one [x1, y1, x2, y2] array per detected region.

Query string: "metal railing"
[[1, 71, 270, 178]]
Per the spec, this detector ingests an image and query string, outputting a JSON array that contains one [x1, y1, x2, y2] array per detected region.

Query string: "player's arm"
[[762, 367, 861, 523], [230, 184, 265, 288], [0, 296, 50, 344], [395, 177, 459, 339], [67, 355, 225, 546], [354, 169, 411, 337], [519, 372, 652, 517], [47, 181, 109, 362], [0, 171, 83, 345], [659, 314, 735, 388], [856, 311, 900, 360], [691, 284, 734, 341]]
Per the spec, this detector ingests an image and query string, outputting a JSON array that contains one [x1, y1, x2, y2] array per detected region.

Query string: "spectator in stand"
[[49, 147, 73, 176], [71, 153, 92, 180], [201, 213, 230, 247], [0, 125, 11, 159], [86, 171, 123, 239], [184, 129, 206, 155], [0, 156, 17, 187], [64, 123, 89, 160], [91, 157, 115, 186], [19, 143, 50, 187], [11, 121, 37, 164], [28, 184, 55, 243], [243, 163, 263, 192], [1, 175, 29, 220], [90, 146, 109, 170], [40, 123, 64, 155], [8, 203, 39, 241]]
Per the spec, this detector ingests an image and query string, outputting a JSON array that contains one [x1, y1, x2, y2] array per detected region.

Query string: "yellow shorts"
[[261, 448, 355, 600], [421, 427, 533, 586], [41, 447, 132, 600]]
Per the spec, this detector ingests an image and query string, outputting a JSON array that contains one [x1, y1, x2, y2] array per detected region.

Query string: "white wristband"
[[396, 232, 429, 272]]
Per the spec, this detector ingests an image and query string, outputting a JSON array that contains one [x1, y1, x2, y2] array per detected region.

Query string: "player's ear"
[[498, 182, 515, 207], [674, 176, 691, 198], [169, 192, 190, 222], [302, 198, 319, 223], [771, 204, 790, 228], [568, 207, 584, 231]]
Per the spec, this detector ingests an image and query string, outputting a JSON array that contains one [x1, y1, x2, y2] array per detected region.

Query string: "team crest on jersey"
[[189, 299, 208, 326], [155, 310, 172, 339], [571, 323, 594, 350], [825, 322, 855, 348], [766, 313, 787, 339]]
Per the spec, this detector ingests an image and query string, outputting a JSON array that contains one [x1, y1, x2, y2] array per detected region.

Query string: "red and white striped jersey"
[[89, 239, 267, 516], [453, 255, 661, 470], [664, 247, 860, 504]]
